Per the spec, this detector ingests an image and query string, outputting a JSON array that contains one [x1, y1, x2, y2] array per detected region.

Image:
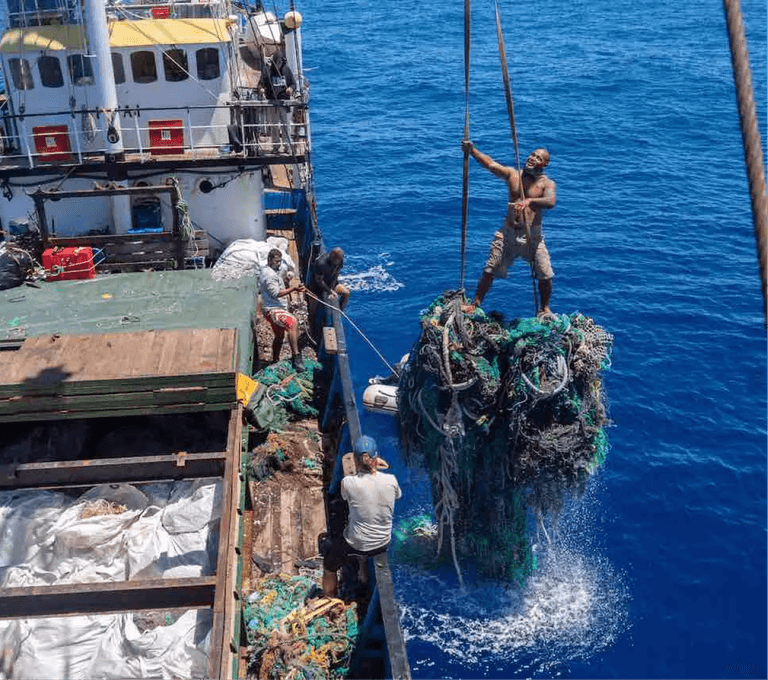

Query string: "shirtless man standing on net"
[[462, 140, 557, 317]]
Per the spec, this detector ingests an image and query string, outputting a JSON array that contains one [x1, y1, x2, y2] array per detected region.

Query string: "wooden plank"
[[0, 372, 235, 398], [159, 327, 194, 377], [196, 327, 224, 373], [0, 329, 238, 389], [49, 230, 207, 248], [208, 406, 242, 680], [221, 406, 244, 680], [0, 401, 235, 423], [0, 386, 233, 415], [96, 261, 177, 272], [0, 451, 227, 489], [0, 577, 217, 619], [300, 486, 325, 559], [280, 486, 298, 573], [373, 553, 412, 680]]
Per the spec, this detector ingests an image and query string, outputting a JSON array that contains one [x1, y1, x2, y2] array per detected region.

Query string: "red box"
[[32, 125, 73, 162], [43, 247, 96, 281], [148, 120, 184, 155]]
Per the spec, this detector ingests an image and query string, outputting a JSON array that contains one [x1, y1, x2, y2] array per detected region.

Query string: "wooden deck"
[[0, 328, 238, 421], [0, 269, 258, 376]]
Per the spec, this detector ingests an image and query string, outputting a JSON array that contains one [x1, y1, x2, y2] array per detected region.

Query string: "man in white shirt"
[[322, 435, 402, 598], [258, 248, 306, 372]]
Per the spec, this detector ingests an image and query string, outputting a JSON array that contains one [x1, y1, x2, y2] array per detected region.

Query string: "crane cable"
[[459, 0, 470, 293], [722, 0, 767, 322], [494, 0, 539, 315]]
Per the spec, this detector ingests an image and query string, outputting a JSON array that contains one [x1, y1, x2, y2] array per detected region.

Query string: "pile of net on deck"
[[398, 290, 613, 585], [245, 358, 321, 432], [244, 574, 358, 680]]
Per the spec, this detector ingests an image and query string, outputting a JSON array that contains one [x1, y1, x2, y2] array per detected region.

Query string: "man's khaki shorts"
[[484, 227, 554, 281]]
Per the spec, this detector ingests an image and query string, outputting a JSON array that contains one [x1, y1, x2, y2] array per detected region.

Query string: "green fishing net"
[[247, 358, 322, 432], [245, 574, 358, 680], [398, 290, 613, 585]]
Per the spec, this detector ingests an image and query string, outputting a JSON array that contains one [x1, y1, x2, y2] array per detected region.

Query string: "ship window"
[[111, 53, 125, 84], [38, 56, 63, 88], [131, 51, 157, 83], [67, 54, 93, 85], [8, 58, 33, 90], [196, 48, 220, 80], [163, 49, 188, 82]]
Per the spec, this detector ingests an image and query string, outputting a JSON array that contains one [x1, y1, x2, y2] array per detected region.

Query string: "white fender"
[[362, 383, 399, 416]]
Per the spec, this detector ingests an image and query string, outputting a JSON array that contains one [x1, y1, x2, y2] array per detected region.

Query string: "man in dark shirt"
[[307, 247, 350, 335], [258, 50, 297, 152], [258, 50, 296, 100]]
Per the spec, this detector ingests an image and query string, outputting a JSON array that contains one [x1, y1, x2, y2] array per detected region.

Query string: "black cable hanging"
[[494, 0, 538, 315], [459, 0, 470, 293], [722, 0, 767, 322]]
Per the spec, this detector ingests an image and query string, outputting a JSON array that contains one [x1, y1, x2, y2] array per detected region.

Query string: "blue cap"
[[353, 435, 378, 458]]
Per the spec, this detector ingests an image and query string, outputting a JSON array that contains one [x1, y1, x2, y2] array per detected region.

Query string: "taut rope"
[[494, 0, 539, 315], [722, 0, 767, 322], [459, 0, 471, 293]]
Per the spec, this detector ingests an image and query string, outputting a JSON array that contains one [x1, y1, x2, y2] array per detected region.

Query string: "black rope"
[[722, 0, 767, 322], [494, 0, 538, 315], [459, 0, 470, 293], [494, 0, 521, 179]]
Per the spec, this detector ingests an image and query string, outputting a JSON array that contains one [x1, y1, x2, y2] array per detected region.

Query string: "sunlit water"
[[303, 0, 767, 675]]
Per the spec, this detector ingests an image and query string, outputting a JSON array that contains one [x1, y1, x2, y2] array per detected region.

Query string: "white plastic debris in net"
[[210, 237, 296, 281], [0, 479, 221, 679]]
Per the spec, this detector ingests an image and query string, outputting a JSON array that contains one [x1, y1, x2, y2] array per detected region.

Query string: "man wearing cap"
[[322, 435, 402, 598]]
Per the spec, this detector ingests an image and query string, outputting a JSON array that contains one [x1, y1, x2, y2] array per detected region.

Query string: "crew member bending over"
[[307, 247, 350, 334], [259, 248, 306, 373], [463, 140, 557, 317], [322, 435, 401, 598]]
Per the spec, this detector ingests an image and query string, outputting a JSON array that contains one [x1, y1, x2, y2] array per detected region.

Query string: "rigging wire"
[[493, 0, 539, 315], [721, 0, 767, 321], [458, 0, 470, 294], [303, 288, 399, 377]]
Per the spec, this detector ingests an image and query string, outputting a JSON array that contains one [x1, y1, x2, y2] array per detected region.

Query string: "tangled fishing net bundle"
[[398, 291, 613, 585], [245, 574, 358, 680], [246, 359, 321, 432]]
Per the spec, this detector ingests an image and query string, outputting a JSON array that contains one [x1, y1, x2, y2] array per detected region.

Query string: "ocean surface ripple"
[[304, 0, 766, 677]]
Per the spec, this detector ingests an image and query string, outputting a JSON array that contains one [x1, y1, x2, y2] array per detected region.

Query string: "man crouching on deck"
[[322, 435, 401, 598], [259, 248, 306, 373], [463, 140, 557, 317]]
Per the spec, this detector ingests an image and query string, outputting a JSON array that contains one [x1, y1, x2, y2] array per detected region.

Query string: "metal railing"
[[7, 0, 229, 27], [0, 99, 308, 168]]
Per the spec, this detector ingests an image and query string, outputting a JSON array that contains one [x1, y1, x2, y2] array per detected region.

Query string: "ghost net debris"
[[398, 291, 613, 585]]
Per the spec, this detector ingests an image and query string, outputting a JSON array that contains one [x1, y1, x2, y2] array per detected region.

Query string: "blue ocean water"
[[302, 0, 767, 677]]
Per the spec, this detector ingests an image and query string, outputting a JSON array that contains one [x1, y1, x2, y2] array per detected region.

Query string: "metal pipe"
[[84, 0, 124, 156]]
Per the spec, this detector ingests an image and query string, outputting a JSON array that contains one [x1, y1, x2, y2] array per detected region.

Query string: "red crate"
[[32, 124, 73, 162], [148, 120, 184, 155], [43, 247, 96, 281]]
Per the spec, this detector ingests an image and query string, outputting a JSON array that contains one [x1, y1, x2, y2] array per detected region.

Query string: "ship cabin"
[[0, 0, 308, 251]]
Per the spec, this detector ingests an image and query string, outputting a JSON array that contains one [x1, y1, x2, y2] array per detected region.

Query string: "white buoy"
[[284, 10, 303, 29]]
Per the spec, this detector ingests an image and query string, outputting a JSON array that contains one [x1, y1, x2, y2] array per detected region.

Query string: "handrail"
[[0, 99, 307, 121], [0, 99, 309, 168]]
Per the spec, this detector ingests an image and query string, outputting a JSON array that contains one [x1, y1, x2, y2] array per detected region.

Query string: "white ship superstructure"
[[0, 0, 310, 256]]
